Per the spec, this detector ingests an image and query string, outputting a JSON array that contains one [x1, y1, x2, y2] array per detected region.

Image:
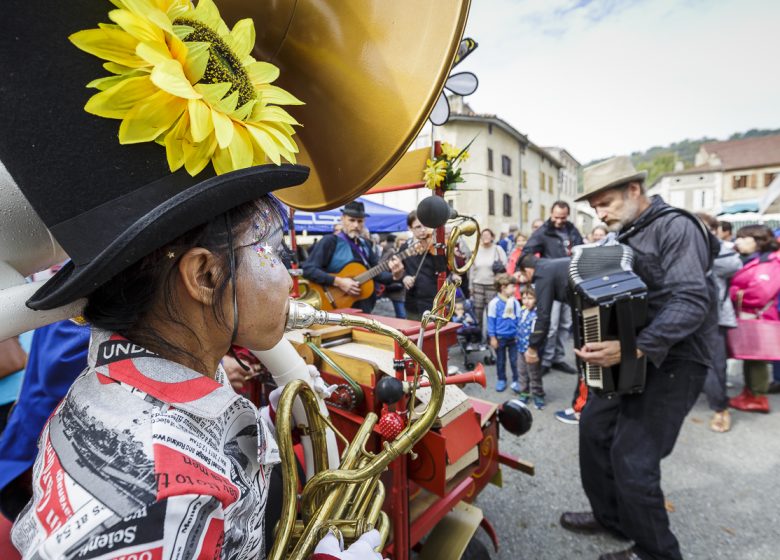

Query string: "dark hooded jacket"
[[617, 195, 717, 368], [523, 219, 583, 259]]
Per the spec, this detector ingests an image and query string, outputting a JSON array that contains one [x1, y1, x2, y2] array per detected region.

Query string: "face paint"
[[237, 206, 286, 268]]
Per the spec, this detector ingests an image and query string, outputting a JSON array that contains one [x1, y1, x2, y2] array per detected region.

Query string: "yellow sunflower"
[[69, 0, 302, 177], [423, 158, 448, 190]]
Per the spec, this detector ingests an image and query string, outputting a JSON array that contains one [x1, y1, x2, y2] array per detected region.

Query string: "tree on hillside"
[[634, 153, 677, 187]]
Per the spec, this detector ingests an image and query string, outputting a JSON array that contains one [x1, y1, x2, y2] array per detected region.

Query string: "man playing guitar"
[[302, 201, 404, 312]]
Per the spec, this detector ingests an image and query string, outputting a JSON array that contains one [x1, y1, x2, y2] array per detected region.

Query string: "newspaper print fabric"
[[12, 328, 280, 560]]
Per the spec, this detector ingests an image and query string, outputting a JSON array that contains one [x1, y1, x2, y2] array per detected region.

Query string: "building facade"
[[649, 134, 780, 216]]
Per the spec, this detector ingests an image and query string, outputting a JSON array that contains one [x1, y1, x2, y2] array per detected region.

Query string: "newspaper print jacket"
[[11, 328, 286, 560]]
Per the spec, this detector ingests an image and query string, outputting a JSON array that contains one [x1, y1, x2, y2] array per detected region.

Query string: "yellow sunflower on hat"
[[70, 0, 302, 177]]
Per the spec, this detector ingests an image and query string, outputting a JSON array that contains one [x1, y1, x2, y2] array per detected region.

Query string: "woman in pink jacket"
[[728, 225, 780, 413]]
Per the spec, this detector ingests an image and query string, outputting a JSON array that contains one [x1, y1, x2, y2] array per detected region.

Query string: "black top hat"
[[0, 0, 309, 310], [341, 201, 370, 219]]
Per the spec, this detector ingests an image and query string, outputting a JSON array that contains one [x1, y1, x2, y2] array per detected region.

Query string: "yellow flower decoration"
[[423, 158, 448, 190], [69, 0, 302, 177], [440, 142, 459, 160], [440, 142, 469, 163]]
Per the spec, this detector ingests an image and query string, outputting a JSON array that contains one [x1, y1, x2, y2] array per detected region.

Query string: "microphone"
[[416, 195, 457, 228]]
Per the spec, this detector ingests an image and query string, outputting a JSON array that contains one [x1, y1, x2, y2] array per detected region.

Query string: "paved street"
[[455, 347, 780, 560], [370, 300, 780, 559]]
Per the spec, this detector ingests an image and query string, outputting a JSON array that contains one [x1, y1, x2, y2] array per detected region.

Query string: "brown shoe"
[[598, 548, 643, 560], [560, 511, 609, 535]]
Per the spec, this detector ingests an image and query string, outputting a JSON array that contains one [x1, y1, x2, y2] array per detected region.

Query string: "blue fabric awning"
[[283, 197, 408, 233], [718, 200, 760, 215]]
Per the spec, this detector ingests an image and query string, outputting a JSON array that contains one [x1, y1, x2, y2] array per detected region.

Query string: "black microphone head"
[[416, 196, 456, 228], [376, 376, 405, 405]]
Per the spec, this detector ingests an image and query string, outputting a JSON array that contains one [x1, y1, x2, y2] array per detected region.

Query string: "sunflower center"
[[176, 18, 256, 107]]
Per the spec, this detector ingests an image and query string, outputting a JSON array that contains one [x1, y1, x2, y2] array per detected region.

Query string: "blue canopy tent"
[[283, 197, 409, 233]]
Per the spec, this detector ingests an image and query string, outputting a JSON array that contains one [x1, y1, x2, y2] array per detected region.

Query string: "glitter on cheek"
[[251, 242, 281, 268]]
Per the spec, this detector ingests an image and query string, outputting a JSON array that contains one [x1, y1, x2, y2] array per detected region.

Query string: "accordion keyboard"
[[582, 307, 603, 389]]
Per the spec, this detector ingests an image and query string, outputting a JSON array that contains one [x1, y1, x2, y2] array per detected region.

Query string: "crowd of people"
[[3, 156, 779, 560], [285, 155, 780, 560]]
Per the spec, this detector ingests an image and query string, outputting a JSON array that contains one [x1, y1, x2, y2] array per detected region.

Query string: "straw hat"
[[576, 156, 647, 202]]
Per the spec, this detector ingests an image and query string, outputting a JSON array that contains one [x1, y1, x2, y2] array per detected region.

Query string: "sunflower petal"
[[166, 2, 190, 22], [245, 61, 280, 87], [164, 110, 190, 172], [229, 124, 254, 170], [103, 61, 136, 74], [211, 109, 234, 149], [151, 59, 201, 99], [70, 28, 146, 68], [183, 135, 217, 176], [257, 121, 298, 154], [257, 84, 304, 106], [85, 75, 158, 118], [193, 0, 228, 36], [120, 0, 173, 33], [250, 104, 300, 125], [245, 123, 282, 165], [230, 100, 255, 122], [215, 90, 239, 114], [188, 99, 214, 142], [195, 82, 232, 105], [167, 33, 189, 67], [172, 24, 194, 40], [136, 40, 172, 65], [212, 146, 234, 175], [229, 19, 255, 60], [108, 8, 164, 43], [183, 41, 209, 83], [87, 69, 147, 91], [119, 90, 187, 143]]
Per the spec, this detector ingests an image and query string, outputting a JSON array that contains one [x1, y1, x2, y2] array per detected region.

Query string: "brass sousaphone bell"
[[220, 0, 472, 210]]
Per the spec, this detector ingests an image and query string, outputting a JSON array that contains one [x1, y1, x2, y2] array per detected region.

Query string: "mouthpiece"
[[286, 300, 336, 329]]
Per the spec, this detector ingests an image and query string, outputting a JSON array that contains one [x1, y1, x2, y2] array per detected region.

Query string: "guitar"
[[307, 242, 423, 310]]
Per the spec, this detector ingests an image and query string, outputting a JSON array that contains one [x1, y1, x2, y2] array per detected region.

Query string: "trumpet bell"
[[220, 0, 472, 211]]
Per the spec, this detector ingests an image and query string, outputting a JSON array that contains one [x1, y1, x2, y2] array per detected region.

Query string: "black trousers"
[[579, 360, 706, 560]]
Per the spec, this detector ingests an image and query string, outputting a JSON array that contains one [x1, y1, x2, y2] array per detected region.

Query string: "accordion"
[[569, 244, 648, 396]]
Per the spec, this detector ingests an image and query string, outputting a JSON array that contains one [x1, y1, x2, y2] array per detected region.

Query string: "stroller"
[[452, 298, 496, 370]]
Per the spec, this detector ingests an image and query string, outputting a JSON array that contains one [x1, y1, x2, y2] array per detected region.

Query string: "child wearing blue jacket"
[[517, 286, 544, 409], [487, 273, 521, 392]]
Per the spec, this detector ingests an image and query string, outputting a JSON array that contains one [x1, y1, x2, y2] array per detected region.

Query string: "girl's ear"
[[177, 248, 222, 305]]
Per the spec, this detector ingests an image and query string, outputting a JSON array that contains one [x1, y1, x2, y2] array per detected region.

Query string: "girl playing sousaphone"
[[0, 0, 469, 558]]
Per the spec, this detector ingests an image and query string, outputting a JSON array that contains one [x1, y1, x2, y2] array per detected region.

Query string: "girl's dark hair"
[[84, 196, 285, 365], [735, 224, 778, 253], [520, 285, 536, 298]]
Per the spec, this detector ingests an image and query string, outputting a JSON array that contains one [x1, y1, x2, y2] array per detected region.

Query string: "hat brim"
[[341, 210, 370, 218], [574, 171, 647, 202], [27, 164, 310, 310]]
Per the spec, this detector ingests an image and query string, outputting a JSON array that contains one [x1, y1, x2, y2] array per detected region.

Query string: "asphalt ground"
[[454, 346, 780, 560], [370, 299, 779, 559]]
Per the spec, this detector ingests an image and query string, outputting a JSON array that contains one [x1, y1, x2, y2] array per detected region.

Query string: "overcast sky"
[[457, 0, 780, 164]]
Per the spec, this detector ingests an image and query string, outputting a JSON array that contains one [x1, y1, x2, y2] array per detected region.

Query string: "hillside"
[[588, 128, 780, 187]]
